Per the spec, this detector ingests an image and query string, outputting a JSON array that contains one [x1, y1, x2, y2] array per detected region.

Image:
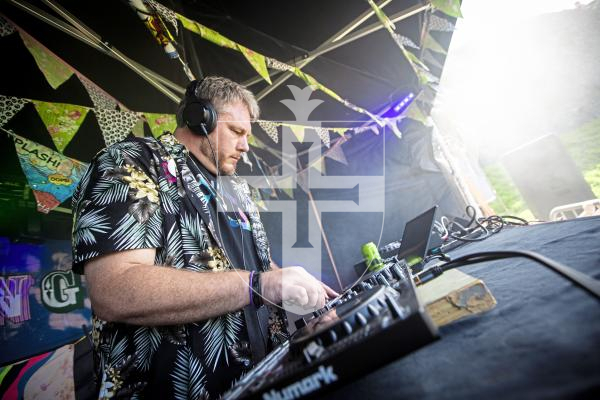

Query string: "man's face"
[[200, 100, 252, 176]]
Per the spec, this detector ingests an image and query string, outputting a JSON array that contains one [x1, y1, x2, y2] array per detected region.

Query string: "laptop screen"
[[396, 205, 438, 266]]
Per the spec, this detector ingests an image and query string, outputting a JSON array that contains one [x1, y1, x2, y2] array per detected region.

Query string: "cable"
[[415, 250, 600, 300]]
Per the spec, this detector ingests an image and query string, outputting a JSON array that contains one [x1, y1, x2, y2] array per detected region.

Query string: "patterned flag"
[[257, 120, 279, 143], [78, 75, 117, 110], [19, 32, 73, 90], [11, 133, 88, 213], [314, 127, 331, 148], [94, 109, 140, 146], [32, 101, 90, 153], [0, 95, 28, 127], [145, 0, 179, 35], [144, 112, 177, 138], [0, 15, 15, 37], [429, 14, 455, 32]]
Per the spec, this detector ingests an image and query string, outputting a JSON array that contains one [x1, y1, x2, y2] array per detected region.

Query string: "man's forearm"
[[87, 261, 251, 325]]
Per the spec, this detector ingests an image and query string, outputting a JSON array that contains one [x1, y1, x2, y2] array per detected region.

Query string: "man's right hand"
[[261, 266, 327, 312]]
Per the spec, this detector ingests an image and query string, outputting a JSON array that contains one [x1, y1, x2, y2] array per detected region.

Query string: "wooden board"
[[417, 269, 497, 327]]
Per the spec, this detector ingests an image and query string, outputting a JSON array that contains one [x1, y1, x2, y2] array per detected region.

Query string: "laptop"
[[352, 205, 439, 283]]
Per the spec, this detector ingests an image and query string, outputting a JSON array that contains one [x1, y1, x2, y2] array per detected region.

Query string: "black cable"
[[416, 250, 600, 300]]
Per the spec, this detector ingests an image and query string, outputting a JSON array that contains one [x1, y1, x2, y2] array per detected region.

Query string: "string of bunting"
[[167, 8, 383, 125]]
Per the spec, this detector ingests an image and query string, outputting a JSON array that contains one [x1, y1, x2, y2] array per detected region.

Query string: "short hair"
[[176, 76, 260, 128]]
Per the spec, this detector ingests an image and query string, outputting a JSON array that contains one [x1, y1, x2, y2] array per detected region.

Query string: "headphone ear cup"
[[182, 99, 218, 136]]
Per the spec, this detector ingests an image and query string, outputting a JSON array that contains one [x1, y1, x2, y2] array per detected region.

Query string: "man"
[[71, 76, 336, 399]]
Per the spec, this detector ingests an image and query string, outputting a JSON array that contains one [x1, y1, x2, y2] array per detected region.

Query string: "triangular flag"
[[392, 32, 419, 50], [309, 156, 326, 174], [423, 32, 447, 55], [177, 13, 237, 50], [0, 95, 28, 127], [131, 117, 145, 137], [406, 102, 429, 124], [144, 112, 177, 138], [237, 44, 272, 84], [314, 127, 331, 148], [422, 49, 444, 69], [287, 124, 305, 143], [386, 119, 402, 139], [324, 143, 348, 165], [78, 75, 117, 110], [19, 32, 73, 90], [275, 175, 295, 199], [94, 109, 140, 146], [368, 0, 395, 30], [146, 0, 179, 35], [431, 0, 463, 18], [257, 120, 279, 143], [429, 14, 455, 32], [11, 133, 88, 213], [331, 128, 348, 137], [32, 101, 90, 153], [0, 15, 16, 37]]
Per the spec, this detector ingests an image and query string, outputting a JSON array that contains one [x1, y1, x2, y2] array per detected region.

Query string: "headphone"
[[181, 79, 218, 136]]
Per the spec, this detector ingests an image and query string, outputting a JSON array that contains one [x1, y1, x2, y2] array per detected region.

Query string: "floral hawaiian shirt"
[[71, 133, 288, 399]]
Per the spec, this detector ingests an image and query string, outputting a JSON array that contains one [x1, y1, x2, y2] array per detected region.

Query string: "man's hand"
[[261, 267, 329, 312]]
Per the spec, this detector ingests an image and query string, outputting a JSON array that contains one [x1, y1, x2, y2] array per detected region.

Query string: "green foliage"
[[560, 117, 600, 199], [483, 118, 600, 220], [483, 164, 533, 218]]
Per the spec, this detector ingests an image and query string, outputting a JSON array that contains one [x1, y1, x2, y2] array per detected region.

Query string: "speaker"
[[181, 79, 218, 136], [501, 134, 595, 220]]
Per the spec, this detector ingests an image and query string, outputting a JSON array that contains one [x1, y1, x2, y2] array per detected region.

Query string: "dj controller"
[[224, 260, 439, 399]]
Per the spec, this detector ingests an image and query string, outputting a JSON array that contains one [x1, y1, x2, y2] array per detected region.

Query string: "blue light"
[[380, 92, 415, 118]]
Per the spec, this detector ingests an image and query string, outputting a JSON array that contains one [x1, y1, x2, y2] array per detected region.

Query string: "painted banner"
[[32, 101, 90, 153], [0, 236, 91, 366], [11, 133, 89, 213]]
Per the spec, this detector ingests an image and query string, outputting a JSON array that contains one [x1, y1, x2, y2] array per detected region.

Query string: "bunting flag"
[[287, 124, 305, 143], [392, 32, 419, 50], [0, 95, 28, 127], [431, 0, 463, 18], [10, 133, 89, 213], [423, 32, 447, 55], [309, 156, 326, 174], [144, 112, 177, 138], [32, 101, 90, 153], [0, 15, 15, 37], [275, 175, 295, 199], [175, 10, 382, 124], [18, 32, 74, 90], [131, 117, 145, 137], [314, 127, 331, 148], [429, 14, 455, 32], [257, 120, 279, 143], [368, 0, 438, 90], [266, 57, 294, 72], [324, 142, 348, 165], [238, 45, 271, 84], [406, 101, 429, 125], [77, 75, 117, 110], [94, 109, 140, 146], [422, 49, 444, 69], [331, 128, 348, 137], [145, 0, 179, 35]]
